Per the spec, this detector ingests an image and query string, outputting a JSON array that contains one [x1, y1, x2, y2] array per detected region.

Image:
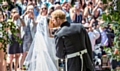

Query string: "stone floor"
[[8, 65, 120, 71]]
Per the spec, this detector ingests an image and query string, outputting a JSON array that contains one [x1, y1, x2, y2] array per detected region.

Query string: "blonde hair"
[[51, 10, 66, 20]]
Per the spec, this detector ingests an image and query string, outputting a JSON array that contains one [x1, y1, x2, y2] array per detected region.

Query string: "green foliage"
[[0, 19, 22, 56], [114, 36, 119, 43], [116, 41, 120, 48], [0, 0, 2, 3], [102, 0, 120, 60], [0, 0, 22, 59]]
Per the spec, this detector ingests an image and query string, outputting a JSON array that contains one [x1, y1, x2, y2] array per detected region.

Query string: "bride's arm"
[[49, 27, 59, 38], [49, 28, 54, 38], [47, 18, 53, 37], [48, 18, 59, 38]]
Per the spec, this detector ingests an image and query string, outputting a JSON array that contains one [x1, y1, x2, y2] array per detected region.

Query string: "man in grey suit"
[[51, 10, 94, 71]]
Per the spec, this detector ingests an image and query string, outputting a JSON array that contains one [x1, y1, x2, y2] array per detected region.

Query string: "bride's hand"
[[49, 28, 58, 37]]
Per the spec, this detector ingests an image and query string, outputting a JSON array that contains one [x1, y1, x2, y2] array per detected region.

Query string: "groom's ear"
[[57, 17, 60, 22]]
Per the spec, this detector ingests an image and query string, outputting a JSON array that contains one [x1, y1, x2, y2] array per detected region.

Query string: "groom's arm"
[[55, 35, 66, 59]]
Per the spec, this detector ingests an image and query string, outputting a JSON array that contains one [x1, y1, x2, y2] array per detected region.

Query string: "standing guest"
[[19, 4, 37, 70], [83, 1, 93, 23], [48, 5, 54, 16], [92, 1, 103, 19], [61, 2, 71, 23], [83, 23, 100, 52], [37, 0, 43, 8], [18, 0, 28, 15], [32, 0, 39, 17], [9, 0, 22, 15], [70, 2, 83, 23], [51, 10, 94, 71], [2, 1, 10, 20], [7, 8, 25, 71], [0, 9, 6, 71], [97, 23, 108, 55]]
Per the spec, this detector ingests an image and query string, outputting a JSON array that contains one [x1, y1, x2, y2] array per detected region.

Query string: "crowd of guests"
[[0, 0, 119, 71]]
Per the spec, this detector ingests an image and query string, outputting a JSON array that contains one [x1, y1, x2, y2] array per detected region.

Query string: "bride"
[[23, 4, 58, 71]]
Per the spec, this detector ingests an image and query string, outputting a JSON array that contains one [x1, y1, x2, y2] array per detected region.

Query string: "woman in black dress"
[[7, 8, 25, 71]]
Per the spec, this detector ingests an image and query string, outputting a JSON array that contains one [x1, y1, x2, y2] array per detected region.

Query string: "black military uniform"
[[55, 21, 94, 71]]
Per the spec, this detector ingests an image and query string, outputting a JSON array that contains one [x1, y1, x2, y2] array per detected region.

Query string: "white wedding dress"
[[23, 16, 58, 71]]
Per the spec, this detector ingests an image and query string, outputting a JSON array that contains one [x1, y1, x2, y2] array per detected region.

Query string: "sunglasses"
[[41, 7, 47, 10]]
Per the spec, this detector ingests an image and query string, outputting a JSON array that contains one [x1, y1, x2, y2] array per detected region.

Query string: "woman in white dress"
[[23, 4, 58, 71]]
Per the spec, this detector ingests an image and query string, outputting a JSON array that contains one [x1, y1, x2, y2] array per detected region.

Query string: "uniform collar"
[[60, 21, 70, 27]]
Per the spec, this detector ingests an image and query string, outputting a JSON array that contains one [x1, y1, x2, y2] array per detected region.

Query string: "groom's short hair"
[[51, 10, 66, 20]]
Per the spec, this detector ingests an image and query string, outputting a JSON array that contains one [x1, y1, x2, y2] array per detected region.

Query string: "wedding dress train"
[[24, 16, 58, 71]]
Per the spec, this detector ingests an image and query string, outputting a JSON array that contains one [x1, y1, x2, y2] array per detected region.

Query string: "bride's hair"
[[48, 18, 54, 28]]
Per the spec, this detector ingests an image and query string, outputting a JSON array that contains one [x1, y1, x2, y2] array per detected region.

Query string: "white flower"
[[0, 32, 3, 38], [0, 23, 2, 27]]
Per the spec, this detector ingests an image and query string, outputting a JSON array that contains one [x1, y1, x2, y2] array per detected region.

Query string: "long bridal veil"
[[23, 16, 58, 71]]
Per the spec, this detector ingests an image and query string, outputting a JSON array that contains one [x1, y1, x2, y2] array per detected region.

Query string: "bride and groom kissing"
[[24, 8, 94, 71]]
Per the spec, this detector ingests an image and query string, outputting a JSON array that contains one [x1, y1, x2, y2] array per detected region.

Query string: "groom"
[[51, 10, 94, 71]]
